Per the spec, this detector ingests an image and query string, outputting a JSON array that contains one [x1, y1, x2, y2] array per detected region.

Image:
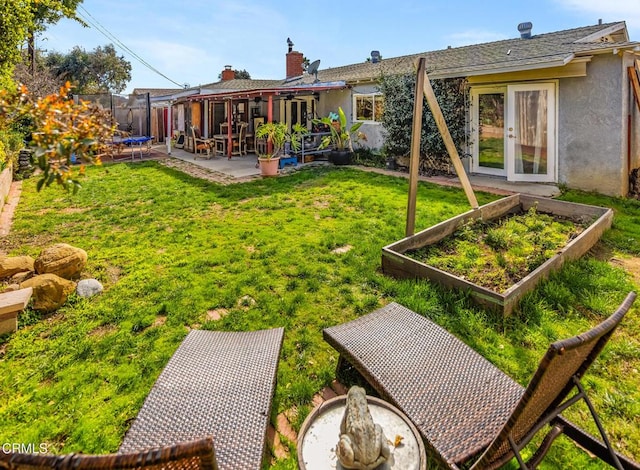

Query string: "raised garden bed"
[[382, 194, 613, 316]]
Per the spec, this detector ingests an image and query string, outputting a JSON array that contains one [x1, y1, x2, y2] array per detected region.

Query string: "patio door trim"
[[506, 82, 557, 183], [471, 81, 558, 183]]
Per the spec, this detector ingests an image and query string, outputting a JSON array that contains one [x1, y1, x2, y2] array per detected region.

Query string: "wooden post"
[[267, 95, 274, 155], [227, 100, 233, 158], [628, 65, 640, 112], [406, 58, 426, 237], [422, 71, 479, 209]]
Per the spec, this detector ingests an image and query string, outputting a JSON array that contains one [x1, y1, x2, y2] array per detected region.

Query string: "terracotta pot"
[[259, 157, 280, 176], [329, 150, 352, 166]]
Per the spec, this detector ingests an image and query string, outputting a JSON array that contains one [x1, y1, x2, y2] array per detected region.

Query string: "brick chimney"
[[285, 38, 304, 78], [286, 51, 304, 78], [221, 65, 235, 81]]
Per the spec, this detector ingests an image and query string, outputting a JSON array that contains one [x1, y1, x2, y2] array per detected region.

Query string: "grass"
[[405, 205, 586, 292], [0, 162, 638, 469], [479, 137, 504, 169]]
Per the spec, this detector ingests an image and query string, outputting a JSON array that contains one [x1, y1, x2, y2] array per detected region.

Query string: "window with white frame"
[[354, 93, 384, 122]]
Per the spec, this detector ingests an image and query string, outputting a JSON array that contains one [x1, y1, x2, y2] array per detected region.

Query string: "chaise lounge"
[[323, 292, 638, 469], [1, 327, 284, 470]]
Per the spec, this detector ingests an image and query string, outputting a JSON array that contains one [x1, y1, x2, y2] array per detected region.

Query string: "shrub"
[[378, 73, 466, 174]]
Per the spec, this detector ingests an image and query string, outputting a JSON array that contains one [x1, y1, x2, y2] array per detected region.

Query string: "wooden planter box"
[[382, 194, 613, 316]]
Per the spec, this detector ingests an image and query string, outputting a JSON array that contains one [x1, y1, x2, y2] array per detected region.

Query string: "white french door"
[[472, 83, 556, 182], [506, 83, 556, 182]]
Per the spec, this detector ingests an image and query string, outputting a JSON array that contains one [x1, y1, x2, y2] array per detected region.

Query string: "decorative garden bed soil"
[[382, 194, 613, 316]]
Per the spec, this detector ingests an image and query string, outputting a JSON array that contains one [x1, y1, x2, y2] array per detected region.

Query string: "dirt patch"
[[106, 265, 122, 284], [332, 245, 353, 254], [152, 316, 167, 328], [206, 309, 228, 321], [611, 256, 640, 286], [590, 244, 640, 287], [89, 324, 118, 338], [60, 207, 88, 214]]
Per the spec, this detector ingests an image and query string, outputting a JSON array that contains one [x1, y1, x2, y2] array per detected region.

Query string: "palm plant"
[[314, 107, 363, 152]]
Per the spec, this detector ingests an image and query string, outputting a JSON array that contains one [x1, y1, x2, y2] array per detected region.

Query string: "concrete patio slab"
[[152, 144, 560, 197]]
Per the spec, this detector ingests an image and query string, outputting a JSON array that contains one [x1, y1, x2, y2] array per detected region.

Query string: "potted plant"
[[255, 122, 288, 176], [255, 122, 308, 176], [314, 107, 363, 165]]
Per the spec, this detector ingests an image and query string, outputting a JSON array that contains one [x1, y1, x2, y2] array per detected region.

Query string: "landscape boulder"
[[20, 274, 76, 312], [0, 256, 35, 279], [76, 279, 103, 298], [34, 244, 87, 280]]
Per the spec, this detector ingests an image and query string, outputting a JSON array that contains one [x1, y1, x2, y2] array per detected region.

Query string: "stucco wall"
[[321, 85, 385, 150], [558, 54, 628, 196], [351, 85, 385, 149]]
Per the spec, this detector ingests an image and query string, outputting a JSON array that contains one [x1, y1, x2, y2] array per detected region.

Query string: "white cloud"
[[553, 0, 640, 34]]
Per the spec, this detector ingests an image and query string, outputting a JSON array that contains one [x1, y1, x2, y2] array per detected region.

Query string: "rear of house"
[[310, 21, 640, 197]]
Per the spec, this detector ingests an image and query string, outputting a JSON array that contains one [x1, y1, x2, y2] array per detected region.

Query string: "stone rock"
[[11, 271, 33, 284], [34, 244, 87, 280], [76, 279, 103, 298], [20, 274, 76, 312], [2, 284, 21, 293], [0, 256, 35, 279]]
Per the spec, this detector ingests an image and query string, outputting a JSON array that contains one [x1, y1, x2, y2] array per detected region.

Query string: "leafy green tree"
[[0, 0, 84, 90], [0, 0, 34, 89], [378, 73, 466, 170], [46, 44, 132, 94], [0, 82, 115, 192], [217, 68, 251, 80]]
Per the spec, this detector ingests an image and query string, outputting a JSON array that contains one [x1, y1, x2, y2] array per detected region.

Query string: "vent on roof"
[[370, 51, 381, 64], [518, 22, 533, 39]]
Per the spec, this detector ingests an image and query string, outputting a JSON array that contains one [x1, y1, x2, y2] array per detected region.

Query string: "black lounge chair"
[[323, 293, 638, 469], [1, 328, 284, 470]]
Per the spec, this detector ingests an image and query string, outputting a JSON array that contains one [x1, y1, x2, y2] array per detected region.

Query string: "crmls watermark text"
[[2, 443, 48, 453]]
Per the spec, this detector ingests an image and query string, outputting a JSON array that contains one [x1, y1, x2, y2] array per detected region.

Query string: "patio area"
[[143, 143, 561, 197]]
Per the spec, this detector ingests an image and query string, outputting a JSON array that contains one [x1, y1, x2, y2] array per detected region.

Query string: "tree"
[[46, 44, 132, 94], [0, 82, 115, 192], [28, 0, 85, 74], [378, 73, 466, 173], [0, 0, 34, 89], [0, 0, 84, 89], [13, 50, 63, 98], [217, 68, 251, 80]]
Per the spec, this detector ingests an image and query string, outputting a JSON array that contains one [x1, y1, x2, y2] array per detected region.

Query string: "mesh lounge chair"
[[1, 438, 217, 470], [1, 328, 284, 470], [323, 292, 638, 470]]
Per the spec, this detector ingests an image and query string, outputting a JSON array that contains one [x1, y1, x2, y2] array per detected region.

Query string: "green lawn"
[[0, 162, 638, 469]]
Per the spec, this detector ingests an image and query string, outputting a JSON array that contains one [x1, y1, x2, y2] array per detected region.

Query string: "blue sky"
[[40, 0, 640, 94]]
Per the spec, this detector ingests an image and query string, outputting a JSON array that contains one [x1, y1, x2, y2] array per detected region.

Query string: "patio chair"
[[231, 122, 248, 157], [1, 438, 217, 470], [1, 328, 284, 470], [323, 292, 639, 470], [191, 126, 212, 159]]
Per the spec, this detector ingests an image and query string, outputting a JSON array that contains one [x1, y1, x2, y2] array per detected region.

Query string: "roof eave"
[[574, 22, 628, 43]]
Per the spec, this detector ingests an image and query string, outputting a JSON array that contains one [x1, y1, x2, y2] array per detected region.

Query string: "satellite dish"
[[307, 59, 321, 82]]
